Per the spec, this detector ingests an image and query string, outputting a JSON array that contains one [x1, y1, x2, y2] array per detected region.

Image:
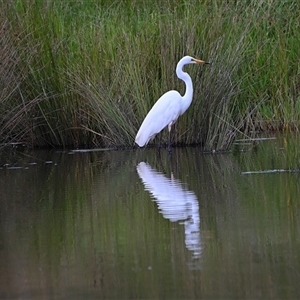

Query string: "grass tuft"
[[0, 0, 299, 150]]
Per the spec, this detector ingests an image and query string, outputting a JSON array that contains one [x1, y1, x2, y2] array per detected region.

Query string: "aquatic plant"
[[0, 0, 299, 150]]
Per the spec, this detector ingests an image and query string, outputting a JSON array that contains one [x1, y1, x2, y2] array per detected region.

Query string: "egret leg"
[[157, 140, 162, 155], [167, 124, 172, 153], [157, 134, 162, 149], [167, 150, 173, 174]]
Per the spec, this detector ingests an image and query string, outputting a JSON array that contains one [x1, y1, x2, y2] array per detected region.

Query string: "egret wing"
[[135, 90, 182, 146]]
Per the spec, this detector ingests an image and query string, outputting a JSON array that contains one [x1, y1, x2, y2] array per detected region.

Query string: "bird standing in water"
[[135, 55, 209, 152]]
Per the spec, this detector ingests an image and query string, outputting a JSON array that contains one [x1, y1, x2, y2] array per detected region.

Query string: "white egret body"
[[135, 55, 208, 149]]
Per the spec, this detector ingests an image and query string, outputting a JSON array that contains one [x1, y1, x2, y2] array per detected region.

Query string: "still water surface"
[[0, 135, 300, 299]]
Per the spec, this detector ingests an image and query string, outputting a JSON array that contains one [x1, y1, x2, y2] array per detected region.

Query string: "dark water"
[[0, 135, 300, 299]]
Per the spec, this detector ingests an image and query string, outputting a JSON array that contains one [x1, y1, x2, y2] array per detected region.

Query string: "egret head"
[[180, 55, 210, 65]]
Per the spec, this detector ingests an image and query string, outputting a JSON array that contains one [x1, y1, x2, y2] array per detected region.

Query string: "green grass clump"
[[0, 0, 299, 150]]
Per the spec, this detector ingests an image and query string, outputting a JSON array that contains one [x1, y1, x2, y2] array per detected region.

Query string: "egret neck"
[[176, 60, 194, 115]]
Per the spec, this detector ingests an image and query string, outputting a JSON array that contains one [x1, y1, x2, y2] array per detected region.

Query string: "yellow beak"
[[193, 58, 210, 65]]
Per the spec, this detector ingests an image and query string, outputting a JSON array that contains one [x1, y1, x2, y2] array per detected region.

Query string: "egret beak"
[[193, 58, 211, 65]]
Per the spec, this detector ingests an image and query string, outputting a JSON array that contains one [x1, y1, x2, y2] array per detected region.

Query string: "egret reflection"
[[136, 162, 201, 259]]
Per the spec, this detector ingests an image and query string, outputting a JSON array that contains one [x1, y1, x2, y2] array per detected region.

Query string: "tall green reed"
[[0, 0, 299, 149]]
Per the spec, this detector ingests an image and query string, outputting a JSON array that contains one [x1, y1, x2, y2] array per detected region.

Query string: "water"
[[0, 135, 300, 299]]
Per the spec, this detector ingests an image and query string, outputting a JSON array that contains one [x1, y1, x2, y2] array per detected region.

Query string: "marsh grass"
[[0, 0, 299, 150]]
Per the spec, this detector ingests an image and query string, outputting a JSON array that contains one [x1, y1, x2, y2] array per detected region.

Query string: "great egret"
[[135, 55, 209, 151]]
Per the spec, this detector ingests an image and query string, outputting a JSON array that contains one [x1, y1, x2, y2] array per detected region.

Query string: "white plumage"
[[135, 55, 208, 150]]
